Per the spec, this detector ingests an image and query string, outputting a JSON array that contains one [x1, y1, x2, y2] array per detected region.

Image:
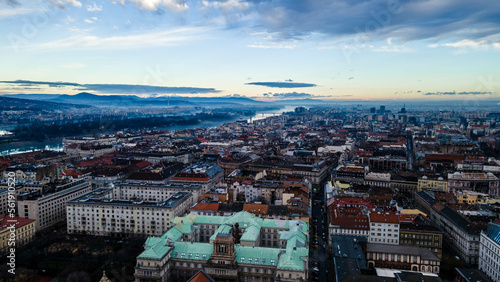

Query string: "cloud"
[[246, 81, 316, 88], [429, 39, 500, 52], [247, 44, 296, 49], [329, 94, 353, 97], [201, 0, 249, 12], [34, 27, 204, 50], [118, 0, 188, 12], [48, 0, 82, 8], [84, 16, 98, 23], [2, 0, 21, 7], [1, 80, 81, 87], [0, 7, 41, 18], [271, 92, 315, 99], [262, 92, 330, 99], [86, 2, 102, 11], [0, 80, 221, 94], [198, 0, 500, 46], [424, 91, 493, 96], [373, 38, 413, 52]]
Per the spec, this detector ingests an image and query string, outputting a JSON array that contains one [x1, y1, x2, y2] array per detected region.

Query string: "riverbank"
[[0, 106, 296, 156]]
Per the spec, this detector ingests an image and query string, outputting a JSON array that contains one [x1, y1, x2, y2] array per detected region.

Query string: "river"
[[0, 106, 298, 156]]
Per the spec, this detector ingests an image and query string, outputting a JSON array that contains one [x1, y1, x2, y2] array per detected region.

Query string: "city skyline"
[[0, 0, 499, 101]]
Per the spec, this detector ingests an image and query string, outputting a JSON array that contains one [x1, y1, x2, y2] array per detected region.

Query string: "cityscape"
[[1, 0, 500, 282]]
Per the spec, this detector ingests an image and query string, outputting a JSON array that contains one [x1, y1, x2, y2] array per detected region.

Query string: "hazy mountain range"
[[3, 93, 332, 108]]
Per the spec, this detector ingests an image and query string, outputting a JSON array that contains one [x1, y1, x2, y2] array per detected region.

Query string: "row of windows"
[[401, 233, 439, 241]]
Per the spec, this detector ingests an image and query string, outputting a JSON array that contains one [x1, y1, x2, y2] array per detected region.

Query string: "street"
[[309, 186, 331, 282]]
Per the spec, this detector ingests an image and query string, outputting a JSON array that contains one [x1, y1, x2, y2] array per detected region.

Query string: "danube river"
[[0, 106, 297, 156]]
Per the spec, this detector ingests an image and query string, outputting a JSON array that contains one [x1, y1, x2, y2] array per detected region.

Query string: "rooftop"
[[0, 216, 35, 231], [367, 243, 440, 261]]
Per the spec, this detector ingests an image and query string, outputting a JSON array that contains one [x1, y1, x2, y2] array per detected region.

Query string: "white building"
[[17, 180, 92, 231], [0, 180, 44, 215], [364, 172, 391, 187], [67, 190, 193, 236], [479, 222, 500, 282], [170, 163, 224, 198], [369, 212, 400, 245], [113, 182, 203, 202], [230, 181, 261, 203]]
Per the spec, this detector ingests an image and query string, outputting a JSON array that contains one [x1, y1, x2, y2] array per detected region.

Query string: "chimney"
[[234, 223, 240, 244]]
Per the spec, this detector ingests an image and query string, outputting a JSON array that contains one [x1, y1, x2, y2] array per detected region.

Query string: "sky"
[[0, 0, 499, 101]]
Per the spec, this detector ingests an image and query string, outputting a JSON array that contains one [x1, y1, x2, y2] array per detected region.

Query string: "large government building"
[[134, 211, 309, 282]]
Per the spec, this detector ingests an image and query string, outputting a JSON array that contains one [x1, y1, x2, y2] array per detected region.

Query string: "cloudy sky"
[[0, 0, 499, 100]]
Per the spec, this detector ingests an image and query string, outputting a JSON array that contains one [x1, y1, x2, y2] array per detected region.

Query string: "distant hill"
[[271, 98, 334, 106], [0, 96, 91, 111], [2, 93, 345, 109], [3, 93, 267, 107]]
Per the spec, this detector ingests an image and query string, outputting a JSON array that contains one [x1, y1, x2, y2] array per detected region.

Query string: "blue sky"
[[0, 0, 499, 100]]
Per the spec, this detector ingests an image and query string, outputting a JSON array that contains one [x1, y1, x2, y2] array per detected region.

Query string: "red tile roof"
[[399, 214, 417, 223], [188, 270, 215, 282], [191, 203, 220, 211], [243, 204, 268, 215], [369, 212, 399, 224], [0, 216, 35, 231], [61, 169, 83, 178], [135, 160, 152, 169]]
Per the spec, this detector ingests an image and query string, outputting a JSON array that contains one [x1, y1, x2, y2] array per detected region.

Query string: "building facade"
[[448, 172, 500, 197], [135, 211, 309, 282], [0, 216, 35, 253], [17, 180, 92, 231], [417, 176, 447, 192], [366, 243, 440, 274], [399, 217, 443, 259], [478, 222, 500, 282], [67, 190, 193, 236], [369, 212, 400, 245]]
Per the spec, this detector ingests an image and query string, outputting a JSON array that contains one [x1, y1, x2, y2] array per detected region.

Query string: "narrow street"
[[309, 185, 331, 282]]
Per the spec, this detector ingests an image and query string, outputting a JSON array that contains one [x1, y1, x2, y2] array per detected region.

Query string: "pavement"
[[309, 187, 332, 282]]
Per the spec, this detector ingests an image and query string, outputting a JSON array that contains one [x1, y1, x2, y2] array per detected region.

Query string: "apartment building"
[[113, 181, 203, 202], [67, 190, 192, 236], [0, 216, 35, 253], [478, 221, 500, 282], [369, 212, 400, 245], [17, 180, 92, 231]]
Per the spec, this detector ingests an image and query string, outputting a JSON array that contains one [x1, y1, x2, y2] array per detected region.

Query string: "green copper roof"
[[138, 237, 172, 259], [171, 242, 213, 261], [240, 225, 261, 242], [225, 211, 260, 227], [277, 245, 308, 271], [210, 224, 234, 241], [172, 213, 197, 225], [235, 245, 281, 266], [190, 215, 226, 225], [160, 226, 183, 242], [138, 211, 309, 268], [279, 220, 308, 245]]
